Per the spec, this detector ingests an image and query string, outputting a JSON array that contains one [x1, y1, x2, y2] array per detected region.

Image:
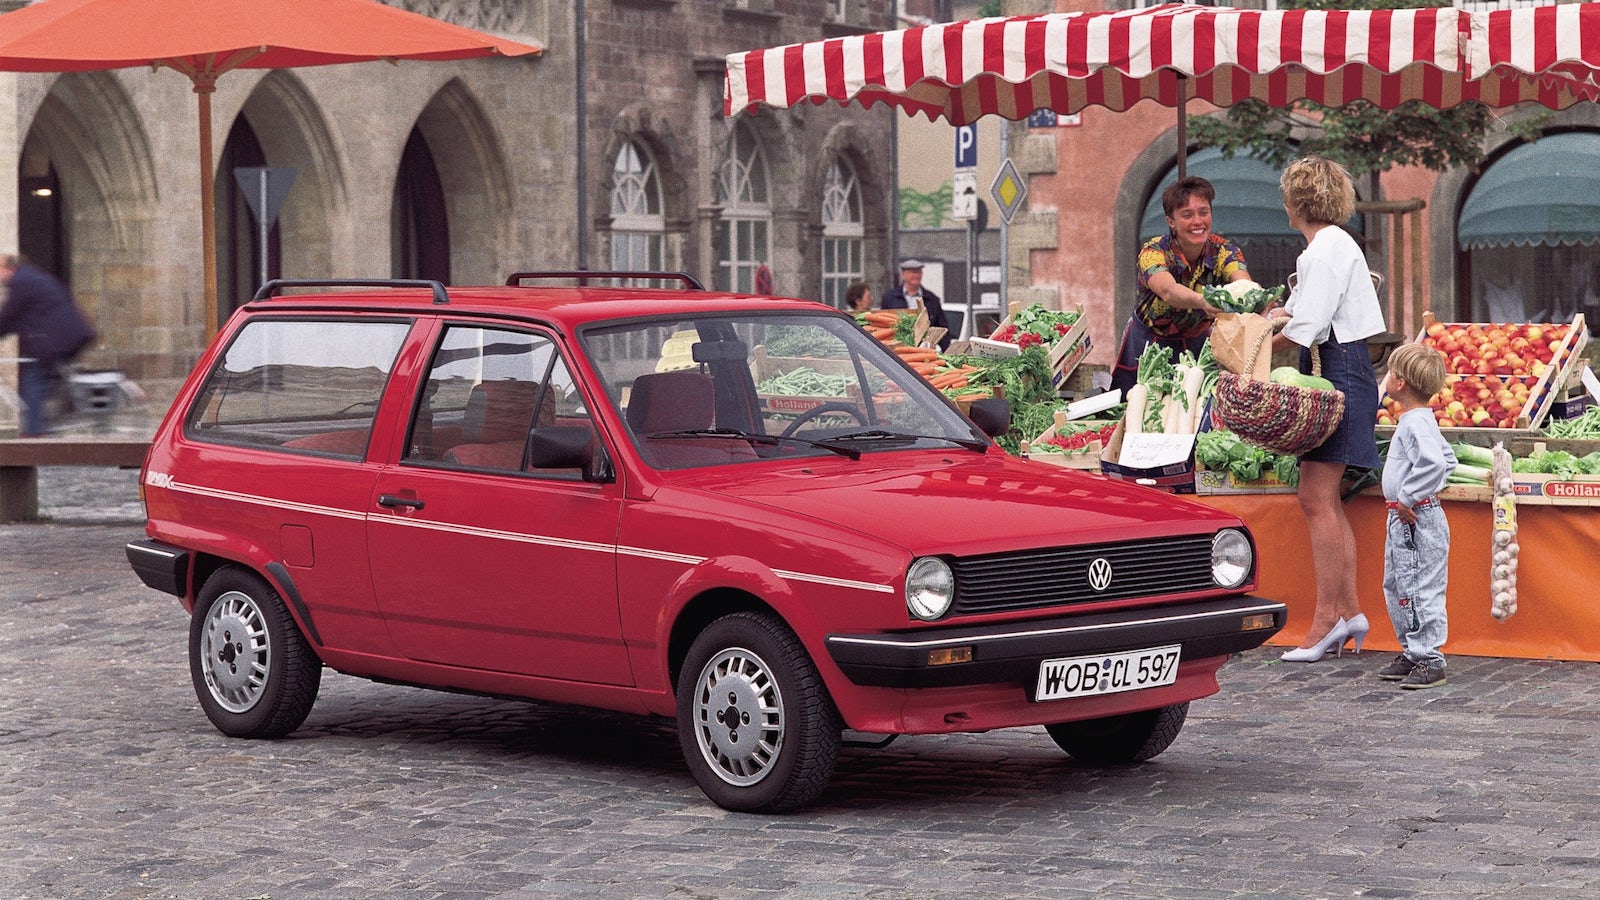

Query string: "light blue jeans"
[[1383, 503, 1450, 667]]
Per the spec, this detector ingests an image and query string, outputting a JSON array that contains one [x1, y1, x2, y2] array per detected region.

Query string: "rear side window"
[[184, 318, 411, 457]]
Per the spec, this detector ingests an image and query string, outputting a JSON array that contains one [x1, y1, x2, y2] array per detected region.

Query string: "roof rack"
[[253, 279, 450, 305], [504, 271, 706, 291]]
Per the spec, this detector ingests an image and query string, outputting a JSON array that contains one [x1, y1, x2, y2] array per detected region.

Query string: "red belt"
[[1386, 497, 1437, 510]]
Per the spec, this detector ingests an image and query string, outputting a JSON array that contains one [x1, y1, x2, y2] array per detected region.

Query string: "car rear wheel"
[[676, 612, 840, 812], [1045, 702, 1189, 764], [190, 567, 321, 739]]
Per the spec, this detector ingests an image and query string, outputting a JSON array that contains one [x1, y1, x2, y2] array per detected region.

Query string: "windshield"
[[581, 311, 987, 468]]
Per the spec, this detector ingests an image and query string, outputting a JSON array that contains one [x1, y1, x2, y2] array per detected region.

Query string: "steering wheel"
[[779, 402, 867, 439]]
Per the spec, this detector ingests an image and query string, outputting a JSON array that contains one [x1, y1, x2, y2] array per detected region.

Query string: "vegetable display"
[[1195, 430, 1299, 486], [991, 304, 1080, 349], [1124, 343, 1208, 435], [1202, 280, 1284, 315], [1544, 404, 1600, 439]]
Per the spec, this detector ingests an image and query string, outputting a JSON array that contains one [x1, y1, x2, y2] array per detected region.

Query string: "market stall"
[[1196, 491, 1600, 662]]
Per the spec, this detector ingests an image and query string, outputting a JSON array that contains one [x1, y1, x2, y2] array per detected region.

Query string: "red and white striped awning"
[[1467, 2, 1600, 108], [725, 3, 1600, 124]]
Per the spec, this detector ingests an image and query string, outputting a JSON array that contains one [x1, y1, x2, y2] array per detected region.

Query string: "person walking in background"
[[1110, 176, 1254, 394], [1376, 342, 1455, 689], [882, 259, 951, 349], [0, 254, 96, 437], [1270, 157, 1386, 663]]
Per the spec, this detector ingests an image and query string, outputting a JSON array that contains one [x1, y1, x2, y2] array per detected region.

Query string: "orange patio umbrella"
[[0, 0, 542, 334]]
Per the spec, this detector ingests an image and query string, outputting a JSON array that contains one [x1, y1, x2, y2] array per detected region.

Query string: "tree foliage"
[[1185, 0, 1547, 177]]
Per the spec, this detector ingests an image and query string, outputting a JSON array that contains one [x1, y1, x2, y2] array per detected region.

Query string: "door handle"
[[377, 494, 425, 510]]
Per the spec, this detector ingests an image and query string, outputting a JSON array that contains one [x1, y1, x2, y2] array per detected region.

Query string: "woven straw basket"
[[1212, 318, 1345, 457]]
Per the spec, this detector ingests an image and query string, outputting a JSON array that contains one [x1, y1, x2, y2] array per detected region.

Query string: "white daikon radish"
[[1125, 384, 1148, 434]]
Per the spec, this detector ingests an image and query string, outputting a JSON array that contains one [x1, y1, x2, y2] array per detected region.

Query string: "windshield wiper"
[[644, 428, 861, 460], [822, 429, 990, 452]]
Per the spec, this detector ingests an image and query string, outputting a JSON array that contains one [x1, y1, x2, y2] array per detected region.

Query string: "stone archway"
[[232, 72, 347, 288], [18, 72, 161, 372], [412, 78, 515, 284]]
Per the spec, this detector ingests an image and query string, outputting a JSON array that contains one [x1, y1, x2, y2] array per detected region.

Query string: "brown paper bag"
[[1209, 312, 1274, 381]]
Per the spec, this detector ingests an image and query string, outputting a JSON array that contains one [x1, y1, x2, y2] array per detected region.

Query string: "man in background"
[[0, 255, 96, 437], [881, 259, 952, 350]]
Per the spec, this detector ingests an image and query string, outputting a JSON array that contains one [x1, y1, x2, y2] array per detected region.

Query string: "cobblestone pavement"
[[4, 495, 1600, 897]]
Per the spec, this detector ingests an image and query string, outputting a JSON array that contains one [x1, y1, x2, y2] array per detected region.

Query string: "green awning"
[[1459, 132, 1600, 250], [1140, 148, 1303, 244]]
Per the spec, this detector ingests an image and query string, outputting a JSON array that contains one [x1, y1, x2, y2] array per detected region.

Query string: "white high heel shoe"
[[1280, 617, 1351, 663], [1343, 613, 1370, 656]]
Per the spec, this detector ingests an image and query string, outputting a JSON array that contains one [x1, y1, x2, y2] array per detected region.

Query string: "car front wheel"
[[190, 567, 322, 738], [1045, 702, 1189, 764], [676, 612, 840, 812]]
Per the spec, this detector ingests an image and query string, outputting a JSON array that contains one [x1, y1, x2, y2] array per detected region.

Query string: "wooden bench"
[[0, 437, 151, 522]]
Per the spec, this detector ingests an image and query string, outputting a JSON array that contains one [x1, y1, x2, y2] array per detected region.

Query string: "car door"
[[366, 322, 630, 684]]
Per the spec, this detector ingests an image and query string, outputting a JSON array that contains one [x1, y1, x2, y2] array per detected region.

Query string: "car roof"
[[237, 277, 835, 331]]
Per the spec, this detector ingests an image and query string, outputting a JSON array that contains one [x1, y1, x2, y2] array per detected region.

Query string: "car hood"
[[662, 450, 1242, 558]]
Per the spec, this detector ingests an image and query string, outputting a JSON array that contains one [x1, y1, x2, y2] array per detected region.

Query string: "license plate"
[[1035, 645, 1182, 701]]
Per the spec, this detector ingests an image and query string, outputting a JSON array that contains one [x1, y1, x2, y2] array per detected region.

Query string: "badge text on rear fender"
[[1035, 645, 1181, 701]]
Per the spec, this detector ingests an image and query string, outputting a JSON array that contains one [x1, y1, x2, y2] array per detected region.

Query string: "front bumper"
[[826, 595, 1285, 689]]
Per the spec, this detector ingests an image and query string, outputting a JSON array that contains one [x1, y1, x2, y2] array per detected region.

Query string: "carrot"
[[869, 327, 896, 340], [865, 312, 900, 327], [930, 372, 968, 389], [913, 362, 941, 376], [894, 346, 939, 358]]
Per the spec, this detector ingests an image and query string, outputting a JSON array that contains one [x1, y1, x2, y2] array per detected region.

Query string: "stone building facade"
[[1, 0, 898, 419]]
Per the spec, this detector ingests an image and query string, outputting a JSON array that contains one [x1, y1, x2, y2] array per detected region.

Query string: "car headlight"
[[905, 557, 955, 620], [1211, 528, 1254, 589]]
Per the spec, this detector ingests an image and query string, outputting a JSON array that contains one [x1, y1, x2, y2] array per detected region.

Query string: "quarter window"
[[183, 318, 410, 457]]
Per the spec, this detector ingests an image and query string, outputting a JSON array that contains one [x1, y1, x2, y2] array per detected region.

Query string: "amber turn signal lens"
[[1241, 613, 1277, 632], [927, 647, 973, 666]]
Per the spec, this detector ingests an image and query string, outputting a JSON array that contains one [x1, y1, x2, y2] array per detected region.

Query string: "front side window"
[[407, 325, 591, 475], [821, 156, 864, 310], [716, 123, 772, 293], [184, 318, 410, 457]]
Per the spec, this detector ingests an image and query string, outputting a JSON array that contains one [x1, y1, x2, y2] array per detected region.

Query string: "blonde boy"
[[1377, 343, 1456, 688]]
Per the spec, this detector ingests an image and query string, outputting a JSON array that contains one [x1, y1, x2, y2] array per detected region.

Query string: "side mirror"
[[527, 426, 615, 483], [966, 397, 1011, 438]]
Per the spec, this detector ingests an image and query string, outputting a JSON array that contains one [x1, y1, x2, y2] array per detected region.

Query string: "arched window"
[[821, 156, 864, 309], [716, 123, 771, 293], [610, 140, 664, 277]]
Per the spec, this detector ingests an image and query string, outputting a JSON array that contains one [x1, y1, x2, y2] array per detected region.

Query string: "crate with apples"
[[1378, 312, 1587, 434]]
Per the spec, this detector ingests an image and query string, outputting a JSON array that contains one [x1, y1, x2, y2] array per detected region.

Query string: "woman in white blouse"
[[1271, 157, 1387, 663]]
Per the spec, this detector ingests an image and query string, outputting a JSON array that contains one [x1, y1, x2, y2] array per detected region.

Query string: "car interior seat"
[[627, 371, 756, 467]]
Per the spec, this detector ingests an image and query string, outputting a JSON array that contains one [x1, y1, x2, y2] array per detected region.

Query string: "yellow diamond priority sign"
[[990, 158, 1027, 225]]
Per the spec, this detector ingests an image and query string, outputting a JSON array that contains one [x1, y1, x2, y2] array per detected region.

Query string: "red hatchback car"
[[127, 274, 1284, 812]]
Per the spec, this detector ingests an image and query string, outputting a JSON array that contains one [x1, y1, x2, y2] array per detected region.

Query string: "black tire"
[[189, 567, 322, 739], [676, 612, 841, 812], [1045, 702, 1189, 765]]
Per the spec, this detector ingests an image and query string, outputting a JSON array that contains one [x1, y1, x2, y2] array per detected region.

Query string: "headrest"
[[463, 380, 547, 443], [628, 371, 714, 435]]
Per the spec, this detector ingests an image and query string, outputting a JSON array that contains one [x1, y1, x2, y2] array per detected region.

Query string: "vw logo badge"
[[1087, 557, 1114, 592]]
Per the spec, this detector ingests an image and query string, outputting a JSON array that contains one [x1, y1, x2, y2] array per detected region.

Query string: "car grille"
[[950, 534, 1218, 616]]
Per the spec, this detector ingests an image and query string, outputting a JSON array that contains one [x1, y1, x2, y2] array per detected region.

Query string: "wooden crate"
[[1024, 411, 1116, 469], [949, 303, 1091, 395], [1403, 312, 1588, 433]]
